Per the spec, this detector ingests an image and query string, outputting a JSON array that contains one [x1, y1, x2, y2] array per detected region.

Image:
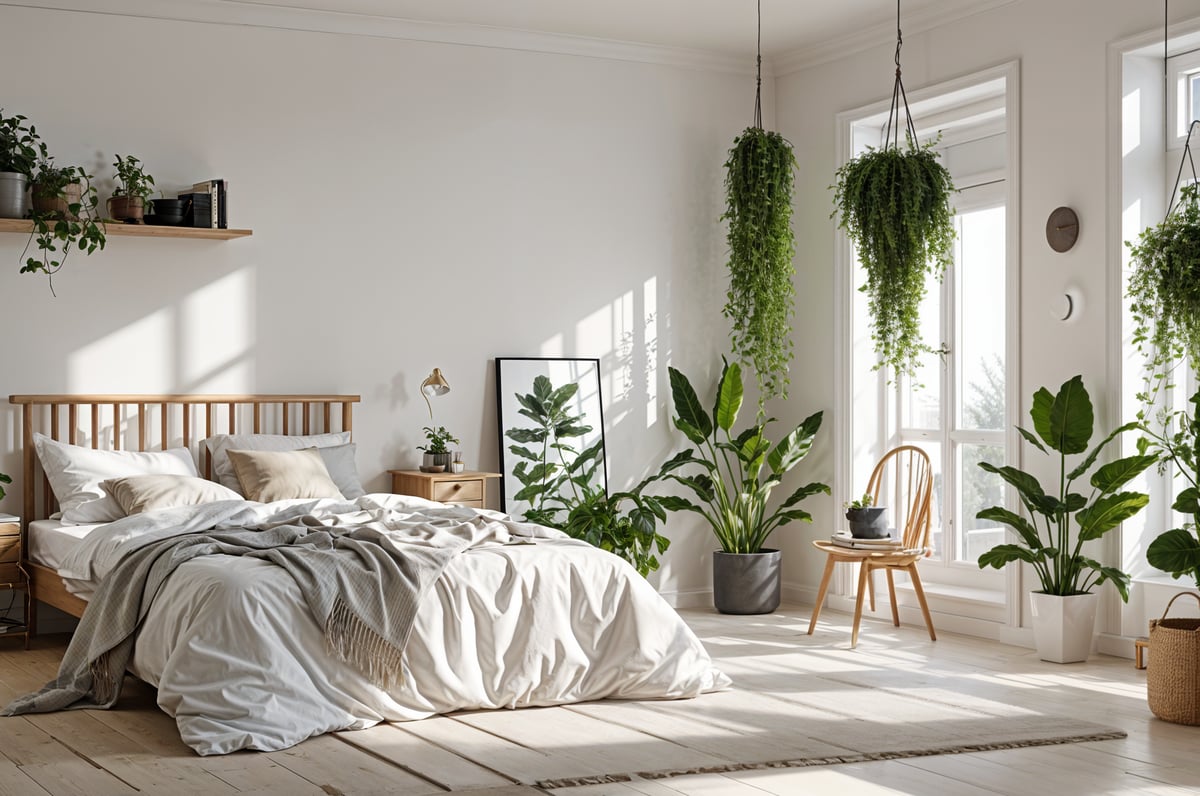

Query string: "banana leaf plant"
[[1137, 388, 1200, 590], [504, 374, 684, 576], [665, 359, 828, 554], [976, 375, 1154, 600]]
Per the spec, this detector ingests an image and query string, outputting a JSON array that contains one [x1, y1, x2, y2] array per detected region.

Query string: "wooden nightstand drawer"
[[432, 479, 483, 503], [0, 535, 18, 563], [0, 522, 18, 537], [0, 561, 21, 584]]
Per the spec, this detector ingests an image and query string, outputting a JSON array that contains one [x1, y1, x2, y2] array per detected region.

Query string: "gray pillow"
[[204, 431, 351, 493], [316, 443, 365, 499]]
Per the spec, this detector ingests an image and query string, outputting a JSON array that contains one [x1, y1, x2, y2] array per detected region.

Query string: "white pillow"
[[205, 431, 351, 493], [33, 433, 198, 524], [102, 474, 242, 516]]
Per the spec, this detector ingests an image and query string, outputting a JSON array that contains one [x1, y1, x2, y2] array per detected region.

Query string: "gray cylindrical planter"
[[0, 172, 29, 219], [713, 548, 781, 615]]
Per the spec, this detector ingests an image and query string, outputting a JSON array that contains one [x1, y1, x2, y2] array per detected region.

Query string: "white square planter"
[[1029, 591, 1098, 663]]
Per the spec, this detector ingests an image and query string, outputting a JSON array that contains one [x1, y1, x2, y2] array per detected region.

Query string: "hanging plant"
[[830, 3, 956, 380], [722, 128, 796, 406], [1127, 125, 1200, 408], [720, 0, 797, 411]]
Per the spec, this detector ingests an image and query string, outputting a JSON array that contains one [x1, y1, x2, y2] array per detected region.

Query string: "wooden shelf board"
[[0, 217, 251, 240]]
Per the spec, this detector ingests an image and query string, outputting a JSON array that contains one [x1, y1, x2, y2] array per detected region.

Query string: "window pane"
[[958, 442, 1006, 563], [1190, 73, 1200, 127], [903, 273, 942, 429], [957, 206, 1006, 431]]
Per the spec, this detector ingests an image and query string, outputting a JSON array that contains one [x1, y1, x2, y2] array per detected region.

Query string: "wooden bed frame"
[[8, 394, 361, 643]]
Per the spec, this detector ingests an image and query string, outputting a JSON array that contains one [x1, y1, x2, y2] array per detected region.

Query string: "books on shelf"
[[179, 178, 227, 229]]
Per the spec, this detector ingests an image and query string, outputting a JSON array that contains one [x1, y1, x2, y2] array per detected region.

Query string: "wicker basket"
[[1147, 591, 1200, 725]]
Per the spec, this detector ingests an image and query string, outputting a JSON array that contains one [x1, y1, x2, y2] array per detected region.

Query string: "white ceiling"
[[216, 0, 1009, 60]]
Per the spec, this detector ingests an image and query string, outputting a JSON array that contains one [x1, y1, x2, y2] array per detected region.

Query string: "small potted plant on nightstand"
[[418, 426, 459, 472], [108, 154, 155, 223], [844, 493, 888, 539]]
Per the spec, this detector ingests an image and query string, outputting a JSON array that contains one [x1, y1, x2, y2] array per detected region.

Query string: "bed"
[[5, 394, 728, 755]]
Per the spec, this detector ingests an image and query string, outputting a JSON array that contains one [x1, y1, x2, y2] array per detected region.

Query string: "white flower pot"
[[1029, 591, 1098, 663]]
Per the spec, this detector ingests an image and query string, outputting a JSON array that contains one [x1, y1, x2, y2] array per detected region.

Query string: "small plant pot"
[[0, 172, 29, 219], [420, 451, 452, 473], [845, 506, 888, 538], [108, 195, 145, 223], [149, 198, 188, 226], [31, 181, 82, 220]]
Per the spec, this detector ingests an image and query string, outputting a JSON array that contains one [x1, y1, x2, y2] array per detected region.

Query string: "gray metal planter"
[[0, 172, 28, 219], [712, 549, 781, 614]]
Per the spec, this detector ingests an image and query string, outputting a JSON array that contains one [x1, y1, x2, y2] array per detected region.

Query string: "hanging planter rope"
[[831, 0, 956, 381], [721, 0, 797, 410]]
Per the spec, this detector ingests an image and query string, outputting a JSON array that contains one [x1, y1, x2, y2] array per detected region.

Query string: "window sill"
[[894, 580, 1005, 606]]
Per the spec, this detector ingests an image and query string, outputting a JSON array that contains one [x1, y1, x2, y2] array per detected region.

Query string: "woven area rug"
[[430, 666, 1125, 790]]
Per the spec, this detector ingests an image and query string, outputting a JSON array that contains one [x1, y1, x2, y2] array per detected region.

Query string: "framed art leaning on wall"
[[494, 356, 607, 515]]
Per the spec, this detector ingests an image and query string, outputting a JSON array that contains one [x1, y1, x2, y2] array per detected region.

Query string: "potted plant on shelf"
[[0, 110, 46, 219], [22, 159, 106, 289], [417, 425, 459, 472], [503, 374, 684, 577], [975, 375, 1155, 663], [108, 154, 155, 223], [665, 359, 828, 614], [844, 493, 887, 539]]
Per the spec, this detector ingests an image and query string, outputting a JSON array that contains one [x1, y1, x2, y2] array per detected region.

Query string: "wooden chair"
[[807, 445, 936, 647]]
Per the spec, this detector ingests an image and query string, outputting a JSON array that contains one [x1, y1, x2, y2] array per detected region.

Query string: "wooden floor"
[[0, 604, 1197, 796]]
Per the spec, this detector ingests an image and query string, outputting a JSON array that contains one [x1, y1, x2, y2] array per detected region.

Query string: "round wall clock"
[[1046, 206, 1079, 252]]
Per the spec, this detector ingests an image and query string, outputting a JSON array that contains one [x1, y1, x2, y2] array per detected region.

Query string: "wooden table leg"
[[807, 555, 836, 635], [886, 568, 900, 626]]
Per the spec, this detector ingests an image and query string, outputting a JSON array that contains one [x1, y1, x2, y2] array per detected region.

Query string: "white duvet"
[[55, 494, 728, 755]]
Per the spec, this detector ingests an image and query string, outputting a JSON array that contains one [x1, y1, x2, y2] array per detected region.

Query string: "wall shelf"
[[0, 218, 252, 240]]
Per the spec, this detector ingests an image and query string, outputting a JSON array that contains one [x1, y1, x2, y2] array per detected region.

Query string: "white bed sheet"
[[45, 494, 729, 755], [28, 519, 103, 599]]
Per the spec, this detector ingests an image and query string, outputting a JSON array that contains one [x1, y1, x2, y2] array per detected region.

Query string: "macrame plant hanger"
[[752, 0, 764, 130], [883, 0, 919, 150], [1167, 0, 1200, 217]]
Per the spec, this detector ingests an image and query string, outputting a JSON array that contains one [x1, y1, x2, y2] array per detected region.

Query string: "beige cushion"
[[204, 432, 351, 492], [102, 474, 242, 516], [226, 447, 345, 502]]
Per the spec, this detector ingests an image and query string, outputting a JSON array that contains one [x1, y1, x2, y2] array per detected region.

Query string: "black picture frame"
[[494, 356, 607, 514]]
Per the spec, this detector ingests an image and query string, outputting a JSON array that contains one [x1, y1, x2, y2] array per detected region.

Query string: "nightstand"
[[0, 517, 29, 647], [388, 470, 502, 509]]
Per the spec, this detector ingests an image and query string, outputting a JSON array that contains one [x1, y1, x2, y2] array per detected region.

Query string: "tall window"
[[839, 65, 1017, 609]]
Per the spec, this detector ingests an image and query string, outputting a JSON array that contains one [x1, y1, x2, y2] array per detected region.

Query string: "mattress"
[[28, 518, 102, 599]]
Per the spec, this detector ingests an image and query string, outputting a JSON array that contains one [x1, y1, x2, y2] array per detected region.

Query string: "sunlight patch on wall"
[[1122, 198, 1141, 270], [539, 334, 564, 356], [69, 310, 172, 392], [181, 269, 254, 392], [1122, 88, 1140, 157]]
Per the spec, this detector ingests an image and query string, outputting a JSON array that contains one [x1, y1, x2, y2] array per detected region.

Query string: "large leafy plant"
[[976, 375, 1153, 599], [665, 359, 828, 554], [722, 128, 797, 410], [1127, 182, 1200, 404], [1137, 388, 1200, 590], [832, 138, 956, 380], [504, 375, 680, 576]]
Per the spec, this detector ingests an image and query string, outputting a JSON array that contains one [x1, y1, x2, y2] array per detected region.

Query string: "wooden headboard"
[[8, 393, 361, 633]]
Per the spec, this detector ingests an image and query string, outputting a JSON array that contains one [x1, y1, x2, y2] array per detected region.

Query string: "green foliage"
[[844, 493, 874, 510], [21, 160, 106, 290], [0, 471, 9, 502], [832, 137, 956, 380], [722, 127, 797, 410], [417, 425, 458, 454], [976, 375, 1151, 600], [665, 359, 829, 554], [504, 375, 674, 577], [1127, 183, 1200, 408], [0, 110, 46, 177], [111, 154, 156, 202], [1137, 388, 1200, 590]]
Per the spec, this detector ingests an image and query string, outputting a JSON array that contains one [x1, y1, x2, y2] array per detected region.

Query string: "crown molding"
[[773, 0, 1019, 76], [0, 0, 760, 75]]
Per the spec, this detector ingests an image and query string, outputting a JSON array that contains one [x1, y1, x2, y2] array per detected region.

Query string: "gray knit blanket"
[[3, 499, 494, 715]]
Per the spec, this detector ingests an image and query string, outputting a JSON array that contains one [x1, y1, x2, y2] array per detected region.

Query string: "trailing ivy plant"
[[21, 160, 106, 292], [1127, 182, 1200, 409], [504, 375, 684, 576], [722, 128, 797, 410], [832, 137, 956, 380]]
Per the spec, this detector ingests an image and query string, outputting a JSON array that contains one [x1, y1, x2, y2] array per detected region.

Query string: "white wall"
[[0, 4, 761, 601], [775, 0, 1200, 634]]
